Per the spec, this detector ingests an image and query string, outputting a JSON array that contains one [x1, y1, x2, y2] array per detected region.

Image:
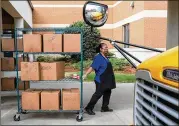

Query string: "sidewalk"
[[1, 83, 134, 125]]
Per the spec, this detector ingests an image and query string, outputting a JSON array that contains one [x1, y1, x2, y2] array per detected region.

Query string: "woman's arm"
[[83, 67, 93, 79], [83, 56, 99, 79], [85, 67, 93, 76]]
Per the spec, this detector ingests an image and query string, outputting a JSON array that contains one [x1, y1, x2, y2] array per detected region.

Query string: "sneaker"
[[85, 108, 95, 115]]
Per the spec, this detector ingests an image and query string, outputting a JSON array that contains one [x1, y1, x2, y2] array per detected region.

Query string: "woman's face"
[[100, 44, 108, 55]]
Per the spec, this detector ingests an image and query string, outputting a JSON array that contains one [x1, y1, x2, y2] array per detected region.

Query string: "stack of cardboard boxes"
[[20, 33, 80, 110], [20, 33, 81, 81], [23, 33, 80, 53], [1, 78, 30, 91], [1, 38, 29, 91], [21, 62, 65, 81], [22, 88, 80, 110]]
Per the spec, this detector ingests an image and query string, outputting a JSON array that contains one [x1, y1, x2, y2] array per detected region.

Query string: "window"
[[123, 24, 130, 48]]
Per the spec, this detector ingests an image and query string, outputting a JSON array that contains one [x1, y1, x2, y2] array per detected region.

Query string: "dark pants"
[[85, 81, 112, 110]]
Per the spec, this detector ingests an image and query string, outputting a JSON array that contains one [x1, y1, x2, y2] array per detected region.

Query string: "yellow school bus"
[[91, 12, 103, 21], [134, 46, 179, 125]]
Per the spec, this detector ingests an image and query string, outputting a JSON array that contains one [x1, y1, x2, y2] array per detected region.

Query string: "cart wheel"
[[14, 115, 20, 121], [76, 115, 83, 122]]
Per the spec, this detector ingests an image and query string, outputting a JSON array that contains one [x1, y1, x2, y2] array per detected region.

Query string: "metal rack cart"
[[13, 28, 84, 122]]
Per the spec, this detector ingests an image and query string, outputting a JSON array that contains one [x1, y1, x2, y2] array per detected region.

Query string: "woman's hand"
[[82, 74, 87, 80], [83, 67, 93, 80]]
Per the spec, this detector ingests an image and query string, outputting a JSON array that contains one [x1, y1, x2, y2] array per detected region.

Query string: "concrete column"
[[166, 1, 179, 50], [14, 17, 24, 35]]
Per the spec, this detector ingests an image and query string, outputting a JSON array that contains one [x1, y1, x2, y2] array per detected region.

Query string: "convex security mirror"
[[83, 1, 108, 27]]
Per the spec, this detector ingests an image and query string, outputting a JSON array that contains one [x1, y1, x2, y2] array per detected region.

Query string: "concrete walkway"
[[1, 82, 134, 125]]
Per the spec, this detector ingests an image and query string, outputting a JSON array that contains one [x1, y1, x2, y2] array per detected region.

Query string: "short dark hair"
[[96, 43, 107, 53]]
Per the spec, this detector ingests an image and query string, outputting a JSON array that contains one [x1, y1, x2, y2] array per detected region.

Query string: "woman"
[[83, 43, 116, 115]]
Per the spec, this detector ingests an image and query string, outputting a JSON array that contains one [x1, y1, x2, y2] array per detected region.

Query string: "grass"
[[114, 73, 136, 83], [86, 72, 136, 83], [67, 72, 136, 83]]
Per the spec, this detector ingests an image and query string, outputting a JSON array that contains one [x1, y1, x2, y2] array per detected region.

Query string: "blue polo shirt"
[[91, 53, 109, 83]]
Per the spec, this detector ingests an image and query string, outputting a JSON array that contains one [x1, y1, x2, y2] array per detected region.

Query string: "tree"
[[68, 21, 101, 61]]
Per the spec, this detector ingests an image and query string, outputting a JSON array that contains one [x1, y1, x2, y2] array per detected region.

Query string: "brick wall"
[[32, 1, 167, 49]]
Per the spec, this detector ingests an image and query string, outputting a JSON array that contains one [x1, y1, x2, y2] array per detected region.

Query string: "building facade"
[[0, 1, 168, 62], [32, 1, 167, 49]]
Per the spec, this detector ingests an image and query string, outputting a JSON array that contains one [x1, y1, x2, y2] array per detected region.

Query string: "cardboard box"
[[33, 31, 55, 35], [17, 57, 28, 71], [1, 58, 15, 71], [1, 38, 14, 51], [43, 34, 62, 52], [21, 89, 41, 110], [1, 78, 15, 91], [17, 57, 23, 71], [41, 90, 60, 110], [21, 62, 40, 81], [18, 81, 30, 90], [62, 88, 80, 110], [23, 34, 42, 52], [40, 62, 65, 80], [17, 39, 23, 51], [63, 34, 81, 52]]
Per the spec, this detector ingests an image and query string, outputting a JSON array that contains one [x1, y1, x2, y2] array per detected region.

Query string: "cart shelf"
[[1, 51, 23, 53], [21, 109, 80, 113], [30, 78, 80, 83], [23, 52, 81, 55]]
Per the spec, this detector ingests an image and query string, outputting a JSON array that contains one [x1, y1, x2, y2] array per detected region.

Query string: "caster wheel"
[[14, 115, 20, 121], [76, 115, 83, 122]]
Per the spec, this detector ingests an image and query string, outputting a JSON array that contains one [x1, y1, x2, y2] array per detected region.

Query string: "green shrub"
[[107, 52, 115, 58], [36, 56, 67, 62], [71, 60, 92, 70], [109, 58, 130, 71]]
